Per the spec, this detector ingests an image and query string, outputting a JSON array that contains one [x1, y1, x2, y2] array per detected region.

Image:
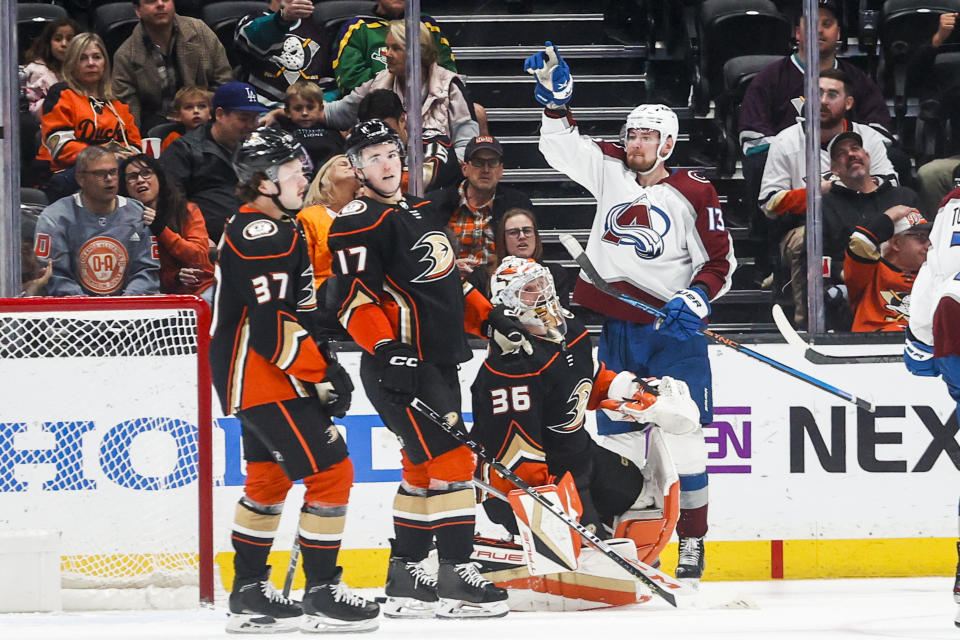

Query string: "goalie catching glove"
[[523, 40, 574, 109], [484, 304, 534, 356], [600, 374, 700, 435]]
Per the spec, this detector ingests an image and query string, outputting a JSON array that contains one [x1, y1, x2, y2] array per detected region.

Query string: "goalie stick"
[[771, 304, 902, 365], [410, 397, 689, 608], [559, 234, 876, 413]]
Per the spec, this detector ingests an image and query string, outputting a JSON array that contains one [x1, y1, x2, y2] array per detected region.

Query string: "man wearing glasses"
[[427, 136, 533, 284], [33, 146, 159, 296]]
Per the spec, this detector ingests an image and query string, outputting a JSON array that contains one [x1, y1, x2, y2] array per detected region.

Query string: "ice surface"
[[0, 577, 956, 640]]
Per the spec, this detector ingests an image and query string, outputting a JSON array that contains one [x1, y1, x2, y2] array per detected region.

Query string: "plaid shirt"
[[142, 24, 180, 119], [446, 181, 496, 265]]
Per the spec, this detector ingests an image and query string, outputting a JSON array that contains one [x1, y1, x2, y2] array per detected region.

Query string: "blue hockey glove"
[[904, 331, 939, 377], [655, 287, 710, 340], [523, 41, 573, 108]]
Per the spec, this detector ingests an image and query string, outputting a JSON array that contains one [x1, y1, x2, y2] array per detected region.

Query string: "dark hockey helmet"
[[232, 127, 312, 185], [345, 119, 404, 168]]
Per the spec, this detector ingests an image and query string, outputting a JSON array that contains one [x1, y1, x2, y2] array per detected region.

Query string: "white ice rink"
[[1, 577, 956, 640]]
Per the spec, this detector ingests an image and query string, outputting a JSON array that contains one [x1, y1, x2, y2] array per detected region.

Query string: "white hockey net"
[[0, 296, 217, 609]]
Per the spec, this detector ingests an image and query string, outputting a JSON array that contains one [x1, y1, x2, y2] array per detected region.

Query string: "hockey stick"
[[282, 538, 300, 598], [771, 304, 902, 365], [410, 397, 687, 607], [559, 234, 876, 413]]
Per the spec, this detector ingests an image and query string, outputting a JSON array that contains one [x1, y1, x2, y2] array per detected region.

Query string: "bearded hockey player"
[[471, 257, 699, 609], [524, 41, 736, 585], [904, 186, 960, 628], [211, 127, 379, 633], [327, 119, 530, 619]]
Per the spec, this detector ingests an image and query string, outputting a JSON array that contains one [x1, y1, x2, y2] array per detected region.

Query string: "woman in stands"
[[321, 20, 479, 161], [119, 153, 214, 299], [493, 207, 572, 307], [37, 32, 141, 200], [22, 17, 82, 121], [297, 153, 360, 337]]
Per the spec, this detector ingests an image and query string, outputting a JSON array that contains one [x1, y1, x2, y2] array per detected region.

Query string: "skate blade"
[[300, 614, 379, 634], [226, 612, 301, 634], [436, 598, 509, 619], [382, 596, 438, 619]]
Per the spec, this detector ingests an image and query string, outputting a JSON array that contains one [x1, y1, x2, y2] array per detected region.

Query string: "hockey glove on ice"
[[314, 359, 354, 418], [655, 287, 710, 341], [904, 330, 939, 377], [523, 41, 574, 109], [485, 305, 534, 356], [374, 340, 420, 405]]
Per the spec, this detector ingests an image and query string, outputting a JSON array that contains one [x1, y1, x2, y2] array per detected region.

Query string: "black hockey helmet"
[[232, 127, 312, 185], [345, 119, 403, 168]]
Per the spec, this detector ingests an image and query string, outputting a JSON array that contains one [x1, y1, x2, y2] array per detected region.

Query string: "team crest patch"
[[340, 200, 367, 216], [78, 236, 129, 294], [411, 231, 455, 283], [242, 219, 278, 240]]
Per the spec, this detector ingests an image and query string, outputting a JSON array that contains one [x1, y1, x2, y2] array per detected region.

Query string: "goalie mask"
[[490, 257, 568, 338], [620, 104, 678, 175]]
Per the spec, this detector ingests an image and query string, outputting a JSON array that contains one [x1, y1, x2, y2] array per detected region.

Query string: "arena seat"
[[202, 1, 270, 68], [91, 2, 138, 55], [17, 3, 68, 58]]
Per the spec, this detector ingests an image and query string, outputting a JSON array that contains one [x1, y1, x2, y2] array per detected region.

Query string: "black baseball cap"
[[827, 131, 863, 159], [464, 136, 503, 159]]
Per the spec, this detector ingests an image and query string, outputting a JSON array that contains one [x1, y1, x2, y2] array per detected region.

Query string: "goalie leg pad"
[[507, 477, 581, 575]]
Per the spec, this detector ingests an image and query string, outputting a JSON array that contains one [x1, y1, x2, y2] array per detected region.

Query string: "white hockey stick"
[[771, 304, 901, 365]]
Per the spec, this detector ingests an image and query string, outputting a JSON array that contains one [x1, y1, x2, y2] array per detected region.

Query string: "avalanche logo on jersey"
[[410, 231, 455, 283], [601, 194, 671, 260], [547, 378, 592, 433]]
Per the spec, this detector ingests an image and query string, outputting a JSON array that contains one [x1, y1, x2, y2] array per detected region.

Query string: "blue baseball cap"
[[213, 82, 269, 112]]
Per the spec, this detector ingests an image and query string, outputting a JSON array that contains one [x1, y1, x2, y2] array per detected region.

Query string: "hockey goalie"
[[469, 257, 701, 611]]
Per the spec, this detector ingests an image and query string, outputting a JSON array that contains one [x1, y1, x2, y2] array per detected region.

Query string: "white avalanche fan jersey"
[[539, 110, 736, 325], [909, 187, 960, 349]]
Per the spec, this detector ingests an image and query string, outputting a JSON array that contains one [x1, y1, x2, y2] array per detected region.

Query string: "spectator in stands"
[[271, 82, 345, 168], [323, 20, 478, 161], [493, 207, 571, 306], [357, 88, 460, 191], [298, 154, 360, 290], [297, 154, 360, 337], [759, 70, 895, 327], [822, 132, 919, 268], [112, 0, 232, 132], [119, 153, 215, 298], [845, 208, 931, 332], [235, 0, 336, 106], [737, 0, 891, 268], [38, 33, 142, 202], [161, 81, 267, 243], [22, 17, 81, 121], [20, 240, 52, 297], [159, 86, 213, 152], [333, 0, 455, 97], [426, 135, 533, 285], [912, 13, 960, 217], [739, 1, 890, 158], [33, 147, 159, 296]]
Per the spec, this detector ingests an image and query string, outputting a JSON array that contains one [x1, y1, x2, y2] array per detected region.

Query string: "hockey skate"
[[300, 567, 380, 633], [675, 537, 705, 587], [383, 556, 439, 618], [226, 570, 302, 634], [436, 560, 509, 619]]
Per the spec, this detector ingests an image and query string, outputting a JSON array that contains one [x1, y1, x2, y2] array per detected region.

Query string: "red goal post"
[[0, 295, 215, 607]]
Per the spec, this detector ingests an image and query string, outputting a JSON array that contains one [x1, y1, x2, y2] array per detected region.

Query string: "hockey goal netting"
[[0, 296, 217, 609]]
